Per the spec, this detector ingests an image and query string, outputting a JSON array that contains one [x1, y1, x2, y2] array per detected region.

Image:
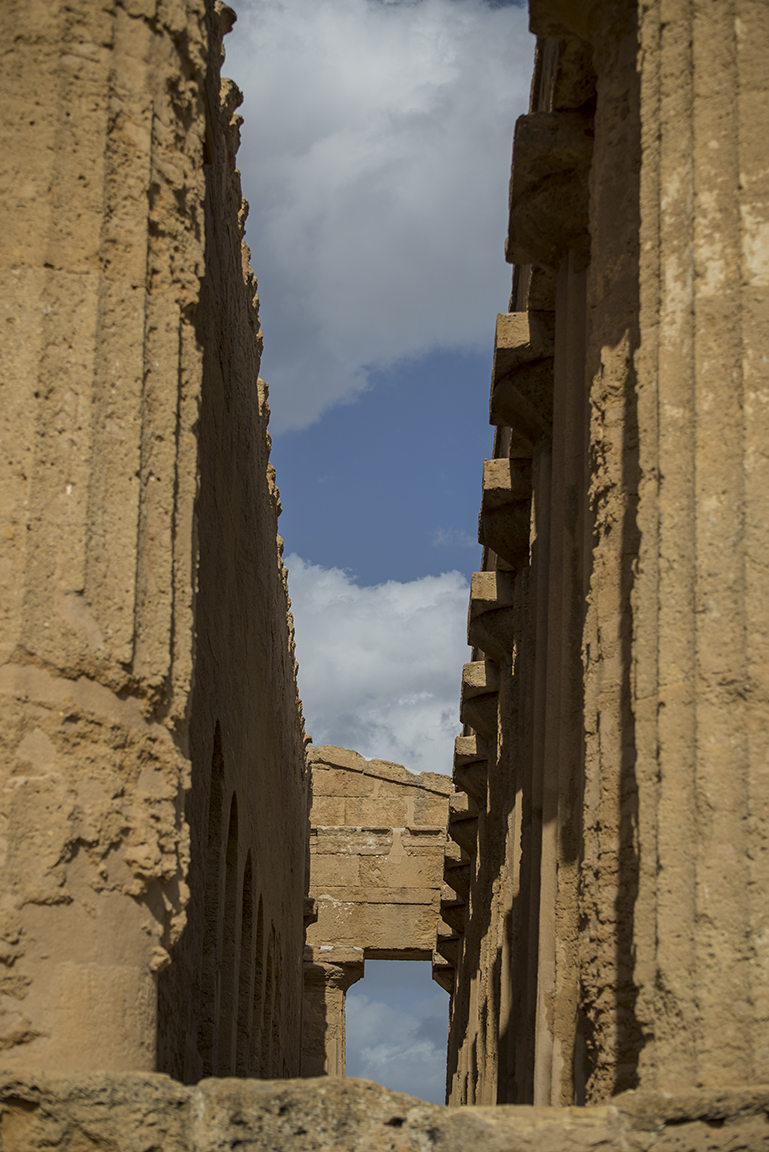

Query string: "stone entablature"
[[302, 745, 452, 1076]]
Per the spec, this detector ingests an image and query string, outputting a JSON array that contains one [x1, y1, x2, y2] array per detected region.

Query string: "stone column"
[[631, 0, 769, 1092], [302, 949, 364, 1077], [0, 0, 207, 1071]]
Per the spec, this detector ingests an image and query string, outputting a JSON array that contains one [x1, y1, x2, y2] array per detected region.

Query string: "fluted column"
[[0, 0, 206, 1071], [632, 0, 769, 1091]]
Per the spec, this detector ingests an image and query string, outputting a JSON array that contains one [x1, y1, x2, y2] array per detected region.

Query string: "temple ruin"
[[301, 745, 451, 1077], [2, 0, 769, 1147]]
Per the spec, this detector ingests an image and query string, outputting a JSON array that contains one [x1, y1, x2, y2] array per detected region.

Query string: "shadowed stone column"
[[302, 949, 364, 1077]]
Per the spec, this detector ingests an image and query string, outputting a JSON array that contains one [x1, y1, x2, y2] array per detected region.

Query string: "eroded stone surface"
[[3, 1075, 769, 1152], [0, 0, 307, 1080], [448, 0, 769, 1112]]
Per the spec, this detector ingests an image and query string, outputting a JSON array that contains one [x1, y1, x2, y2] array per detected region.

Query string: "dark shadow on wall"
[[197, 723, 227, 1077], [217, 794, 240, 1073]]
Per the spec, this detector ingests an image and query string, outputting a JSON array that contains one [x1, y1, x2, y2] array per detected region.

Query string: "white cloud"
[[431, 526, 476, 548], [285, 554, 469, 774], [224, 0, 533, 430], [346, 989, 448, 1103]]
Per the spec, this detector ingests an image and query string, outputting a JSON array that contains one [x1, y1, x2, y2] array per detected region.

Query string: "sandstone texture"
[[4, 0, 769, 1138], [444, 0, 769, 1111], [303, 747, 451, 1076], [0, 0, 307, 1080], [4, 1074, 769, 1152]]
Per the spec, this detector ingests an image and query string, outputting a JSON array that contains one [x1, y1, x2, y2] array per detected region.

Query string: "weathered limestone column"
[[631, 0, 769, 1092], [0, 0, 207, 1071], [302, 949, 364, 1077]]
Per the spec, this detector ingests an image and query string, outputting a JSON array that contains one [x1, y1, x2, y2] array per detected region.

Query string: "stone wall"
[[443, 0, 769, 1111], [5, 1073, 769, 1151], [303, 746, 451, 1077], [0, 0, 307, 1079]]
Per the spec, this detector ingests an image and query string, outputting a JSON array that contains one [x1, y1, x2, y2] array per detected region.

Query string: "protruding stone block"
[[432, 955, 455, 994], [478, 459, 533, 570], [440, 883, 467, 934], [436, 931, 461, 968], [490, 312, 555, 443], [468, 571, 517, 621], [453, 734, 488, 804], [449, 793, 479, 856], [444, 841, 471, 901], [492, 310, 555, 376], [506, 110, 593, 268], [460, 660, 500, 742], [467, 570, 518, 662], [461, 660, 501, 697]]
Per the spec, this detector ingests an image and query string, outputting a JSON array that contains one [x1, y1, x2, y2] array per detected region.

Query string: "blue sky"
[[346, 961, 449, 1103], [224, 0, 533, 1104], [272, 349, 492, 586]]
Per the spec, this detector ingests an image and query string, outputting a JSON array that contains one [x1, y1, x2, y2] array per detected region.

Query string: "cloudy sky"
[[224, 0, 533, 1104]]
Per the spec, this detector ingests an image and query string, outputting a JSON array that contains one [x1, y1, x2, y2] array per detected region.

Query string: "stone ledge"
[[3, 1074, 769, 1151]]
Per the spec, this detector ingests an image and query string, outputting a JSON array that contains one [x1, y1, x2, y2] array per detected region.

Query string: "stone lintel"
[[364, 948, 434, 962], [304, 945, 364, 968]]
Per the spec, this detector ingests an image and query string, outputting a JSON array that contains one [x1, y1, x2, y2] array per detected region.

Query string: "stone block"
[[468, 570, 517, 621], [419, 772, 454, 796], [412, 790, 450, 825], [453, 759, 488, 805], [506, 110, 593, 267], [314, 828, 393, 856], [444, 863, 470, 900], [477, 461, 534, 570], [478, 505, 532, 571], [318, 887, 437, 906], [482, 458, 533, 505], [310, 767, 376, 798], [364, 758, 424, 787], [401, 827, 448, 854], [344, 796, 409, 827], [461, 698, 499, 743], [307, 745, 368, 773], [0, 1074, 189, 1151], [454, 734, 488, 764], [309, 854, 361, 889], [6, 1074, 769, 1151], [314, 901, 437, 953], [359, 854, 444, 889], [492, 310, 555, 374], [468, 606, 516, 662], [461, 660, 500, 698], [491, 363, 555, 445], [310, 795, 346, 825]]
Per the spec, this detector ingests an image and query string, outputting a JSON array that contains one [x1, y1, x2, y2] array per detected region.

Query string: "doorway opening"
[[345, 960, 449, 1105]]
